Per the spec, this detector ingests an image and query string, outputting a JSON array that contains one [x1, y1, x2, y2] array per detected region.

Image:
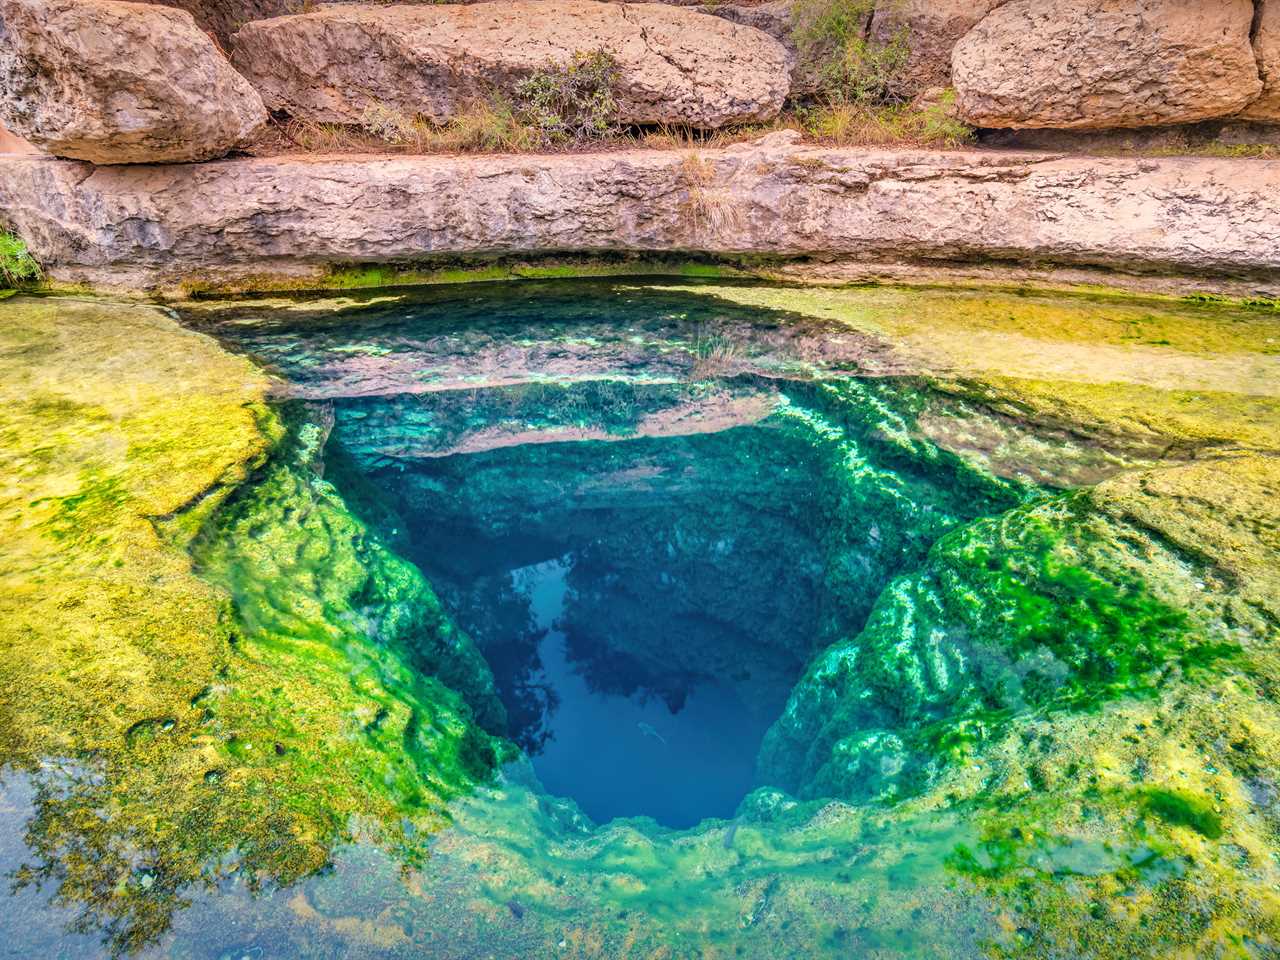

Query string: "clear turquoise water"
[[5, 279, 1273, 958]]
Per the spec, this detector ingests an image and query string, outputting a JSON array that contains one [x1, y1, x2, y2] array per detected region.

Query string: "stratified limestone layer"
[[3, 134, 1280, 291]]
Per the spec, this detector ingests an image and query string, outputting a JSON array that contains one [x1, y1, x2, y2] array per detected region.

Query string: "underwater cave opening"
[[189, 280, 1034, 829], [332, 411, 839, 829]]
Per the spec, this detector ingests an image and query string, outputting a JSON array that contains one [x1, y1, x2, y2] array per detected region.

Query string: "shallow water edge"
[[1, 279, 1277, 958]]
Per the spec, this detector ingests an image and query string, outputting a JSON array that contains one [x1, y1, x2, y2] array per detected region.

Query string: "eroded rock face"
[[868, 0, 1007, 97], [3, 133, 1279, 291], [151, 0, 299, 47], [0, 124, 37, 155], [1242, 0, 1280, 121], [0, 0, 266, 164], [231, 0, 790, 129], [952, 0, 1262, 129], [699, 0, 794, 52]]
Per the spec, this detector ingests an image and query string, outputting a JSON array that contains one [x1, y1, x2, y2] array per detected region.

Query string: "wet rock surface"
[[231, 0, 790, 128], [0, 0, 266, 163], [3, 282, 1279, 957]]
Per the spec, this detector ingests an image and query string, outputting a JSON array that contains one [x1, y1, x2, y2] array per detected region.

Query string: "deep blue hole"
[[357, 421, 833, 829]]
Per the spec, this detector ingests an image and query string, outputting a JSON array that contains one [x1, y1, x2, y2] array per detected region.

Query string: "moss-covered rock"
[[0, 297, 507, 952]]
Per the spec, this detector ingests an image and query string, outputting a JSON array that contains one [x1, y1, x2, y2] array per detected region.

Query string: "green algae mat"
[[0, 281, 1277, 958]]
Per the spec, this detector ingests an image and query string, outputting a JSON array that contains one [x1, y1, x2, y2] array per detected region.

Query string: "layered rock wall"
[[3, 134, 1277, 291]]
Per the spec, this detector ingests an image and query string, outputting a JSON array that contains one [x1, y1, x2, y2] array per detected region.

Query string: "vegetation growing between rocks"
[[0, 231, 40, 289], [513, 49, 621, 144], [800, 90, 972, 147], [352, 49, 621, 152], [790, 0, 907, 105]]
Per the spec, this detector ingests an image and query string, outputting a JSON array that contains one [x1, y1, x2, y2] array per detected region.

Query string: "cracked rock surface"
[[231, 0, 790, 129], [952, 0, 1263, 129], [3, 132, 1279, 291], [0, 0, 266, 164], [1242, 0, 1280, 121]]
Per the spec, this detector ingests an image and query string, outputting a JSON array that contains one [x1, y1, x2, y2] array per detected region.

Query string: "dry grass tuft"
[[801, 94, 974, 149], [678, 154, 744, 237]]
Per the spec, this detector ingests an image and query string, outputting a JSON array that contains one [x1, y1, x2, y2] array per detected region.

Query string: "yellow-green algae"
[[0, 296, 507, 952], [2, 283, 1279, 958], [176, 257, 740, 298]]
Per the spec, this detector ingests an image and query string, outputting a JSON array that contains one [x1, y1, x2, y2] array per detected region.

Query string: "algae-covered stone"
[[4, 282, 1280, 959], [0, 296, 506, 952]]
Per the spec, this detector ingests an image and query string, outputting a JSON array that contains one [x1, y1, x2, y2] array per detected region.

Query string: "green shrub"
[[0, 231, 39, 288], [356, 50, 619, 152], [801, 91, 973, 148], [791, 0, 908, 105], [513, 49, 621, 145]]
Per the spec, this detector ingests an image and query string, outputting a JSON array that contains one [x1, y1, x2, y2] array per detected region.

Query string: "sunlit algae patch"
[[0, 281, 1278, 958]]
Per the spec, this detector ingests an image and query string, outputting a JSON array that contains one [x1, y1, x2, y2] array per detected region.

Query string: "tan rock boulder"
[[1241, 0, 1280, 122], [232, 1, 791, 129], [952, 0, 1262, 129], [868, 0, 1007, 97], [0, 0, 267, 164]]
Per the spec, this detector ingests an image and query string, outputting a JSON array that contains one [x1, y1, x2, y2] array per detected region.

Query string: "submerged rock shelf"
[[1, 280, 1279, 958], [4, 138, 1280, 293]]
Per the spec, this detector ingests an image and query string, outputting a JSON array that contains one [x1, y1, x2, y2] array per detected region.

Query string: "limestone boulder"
[[952, 0, 1263, 129], [1241, 0, 1280, 122], [231, 0, 791, 129], [0, 0, 267, 164], [868, 0, 1007, 97]]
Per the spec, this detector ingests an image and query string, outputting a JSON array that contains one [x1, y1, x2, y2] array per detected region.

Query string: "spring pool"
[[1, 279, 1277, 958]]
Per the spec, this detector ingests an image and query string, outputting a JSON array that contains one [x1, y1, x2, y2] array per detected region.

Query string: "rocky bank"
[[0, 0, 1278, 294], [2, 132, 1278, 293]]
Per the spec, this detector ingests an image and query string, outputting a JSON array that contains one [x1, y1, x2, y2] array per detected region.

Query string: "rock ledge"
[[2, 135, 1278, 291]]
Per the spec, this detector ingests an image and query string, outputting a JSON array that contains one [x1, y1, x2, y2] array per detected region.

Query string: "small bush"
[[791, 0, 908, 105], [513, 49, 621, 145], [0, 231, 40, 288], [352, 49, 619, 152], [802, 92, 973, 148], [360, 103, 424, 146]]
